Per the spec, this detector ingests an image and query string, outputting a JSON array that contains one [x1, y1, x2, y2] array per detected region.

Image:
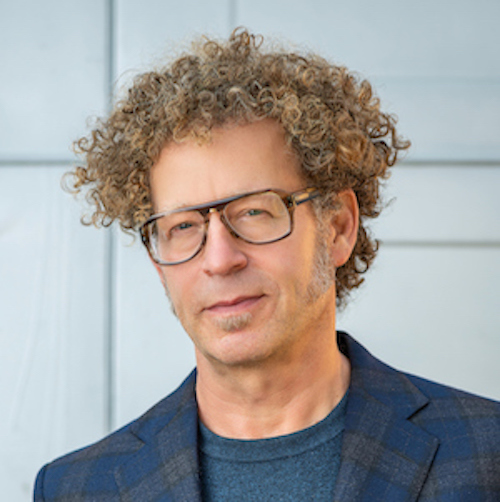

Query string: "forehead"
[[149, 120, 304, 212]]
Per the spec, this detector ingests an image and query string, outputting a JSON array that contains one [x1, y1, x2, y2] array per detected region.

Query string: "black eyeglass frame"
[[140, 187, 320, 265]]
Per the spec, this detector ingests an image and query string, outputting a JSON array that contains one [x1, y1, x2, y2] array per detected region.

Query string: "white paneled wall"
[[237, 0, 500, 80], [339, 245, 500, 400], [1, 1, 499, 500], [0, 168, 108, 500], [114, 231, 196, 427], [236, 0, 500, 161], [0, 0, 108, 161], [377, 81, 500, 161], [115, 0, 231, 75], [372, 166, 500, 242]]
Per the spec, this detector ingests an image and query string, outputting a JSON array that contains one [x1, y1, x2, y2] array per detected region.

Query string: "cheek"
[[159, 268, 191, 313], [266, 239, 316, 292]]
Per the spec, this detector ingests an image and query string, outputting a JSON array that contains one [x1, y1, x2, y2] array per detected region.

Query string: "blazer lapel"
[[333, 334, 440, 502], [115, 372, 202, 502]]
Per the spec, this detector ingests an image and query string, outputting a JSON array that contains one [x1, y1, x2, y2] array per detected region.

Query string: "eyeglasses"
[[140, 187, 319, 265]]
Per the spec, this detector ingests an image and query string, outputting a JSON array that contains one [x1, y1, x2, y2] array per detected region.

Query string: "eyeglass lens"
[[148, 191, 292, 264]]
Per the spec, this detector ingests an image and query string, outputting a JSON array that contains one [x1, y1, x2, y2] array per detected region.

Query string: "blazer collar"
[[114, 371, 202, 502], [333, 332, 439, 501]]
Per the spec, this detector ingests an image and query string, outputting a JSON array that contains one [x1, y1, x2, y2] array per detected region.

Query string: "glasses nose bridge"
[[201, 203, 240, 239]]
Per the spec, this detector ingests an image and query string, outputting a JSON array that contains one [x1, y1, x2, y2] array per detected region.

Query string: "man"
[[35, 29, 500, 501]]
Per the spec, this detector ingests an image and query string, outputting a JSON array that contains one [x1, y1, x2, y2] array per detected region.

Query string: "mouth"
[[204, 295, 265, 316]]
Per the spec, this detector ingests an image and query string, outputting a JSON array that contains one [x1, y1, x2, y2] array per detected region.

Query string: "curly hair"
[[69, 28, 409, 307]]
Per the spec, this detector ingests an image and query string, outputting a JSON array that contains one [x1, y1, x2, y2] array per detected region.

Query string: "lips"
[[204, 295, 264, 314]]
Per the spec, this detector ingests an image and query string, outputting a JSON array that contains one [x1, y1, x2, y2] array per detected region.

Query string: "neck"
[[195, 331, 350, 439]]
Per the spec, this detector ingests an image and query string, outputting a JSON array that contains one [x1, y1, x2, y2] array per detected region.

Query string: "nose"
[[201, 211, 248, 276]]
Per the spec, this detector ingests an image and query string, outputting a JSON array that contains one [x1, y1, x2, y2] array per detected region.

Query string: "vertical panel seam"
[[104, 0, 117, 435]]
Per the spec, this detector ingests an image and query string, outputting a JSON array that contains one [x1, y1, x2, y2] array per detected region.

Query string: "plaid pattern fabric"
[[34, 371, 201, 502], [34, 333, 500, 501], [334, 332, 500, 501]]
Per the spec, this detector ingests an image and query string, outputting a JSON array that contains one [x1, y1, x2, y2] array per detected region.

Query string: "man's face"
[[149, 120, 338, 370]]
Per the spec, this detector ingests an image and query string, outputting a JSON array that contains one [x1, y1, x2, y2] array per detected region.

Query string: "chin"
[[199, 330, 278, 369]]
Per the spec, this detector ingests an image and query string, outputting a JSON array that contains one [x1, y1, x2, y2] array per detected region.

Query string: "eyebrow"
[[152, 188, 279, 217]]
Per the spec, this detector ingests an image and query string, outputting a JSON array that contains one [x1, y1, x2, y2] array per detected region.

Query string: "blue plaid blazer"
[[34, 333, 500, 501]]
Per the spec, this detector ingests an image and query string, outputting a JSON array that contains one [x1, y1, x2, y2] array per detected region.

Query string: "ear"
[[329, 189, 359, 268]]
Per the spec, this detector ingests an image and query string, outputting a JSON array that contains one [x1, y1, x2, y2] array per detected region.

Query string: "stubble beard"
[[212, 312, 253, 332], [306, 223, 336, 304]]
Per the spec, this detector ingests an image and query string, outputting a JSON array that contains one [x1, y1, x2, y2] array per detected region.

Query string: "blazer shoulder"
[[404, 372, 500, 456], [35, 371, 197, 501], [35, 419, 144, 501], [340, 332, 500, 499], [407, 371, 500, 417], [341, 330, 500, 424], [398, 374, 500, 498]]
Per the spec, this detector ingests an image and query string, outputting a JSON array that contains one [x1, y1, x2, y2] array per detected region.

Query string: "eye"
[[236, 207, 273, 221], [246, 208, 266, 216], [170, 221, 196, 236]]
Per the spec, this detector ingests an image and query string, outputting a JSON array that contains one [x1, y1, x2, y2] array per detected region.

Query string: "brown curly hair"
[[69, 28, 409, 307]]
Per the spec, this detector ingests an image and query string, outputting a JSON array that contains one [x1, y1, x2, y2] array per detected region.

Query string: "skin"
[[150, 119, 359, 439]]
